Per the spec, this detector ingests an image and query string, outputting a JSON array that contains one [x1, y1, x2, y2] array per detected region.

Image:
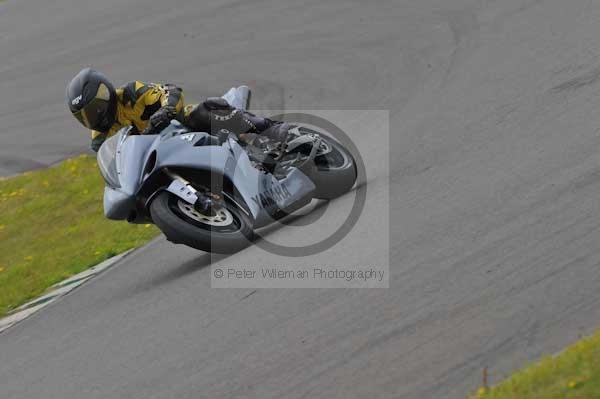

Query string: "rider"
[[66, 68, 288, 152]]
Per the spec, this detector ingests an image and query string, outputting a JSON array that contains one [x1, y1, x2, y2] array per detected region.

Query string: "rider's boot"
[[258, 122, 290, 145]]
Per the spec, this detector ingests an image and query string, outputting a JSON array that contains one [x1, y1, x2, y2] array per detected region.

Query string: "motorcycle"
[[97, 86, 357, 253]]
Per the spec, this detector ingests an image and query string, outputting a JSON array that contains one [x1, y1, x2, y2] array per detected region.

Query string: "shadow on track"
[[128, 252, 230, 295], [126, 181, 369, 294]]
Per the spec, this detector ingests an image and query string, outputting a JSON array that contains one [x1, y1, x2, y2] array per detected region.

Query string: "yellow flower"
[[477, 387, 487, 396], [0, 267, 4, 272], [568, 381, 578, 389], [9, 192, 17, 197], [70, 166, 77, 173], [144, 224, 152, 228]]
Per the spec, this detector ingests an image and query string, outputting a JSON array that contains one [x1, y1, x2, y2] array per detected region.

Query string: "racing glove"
[[144, 106, 177, 134]]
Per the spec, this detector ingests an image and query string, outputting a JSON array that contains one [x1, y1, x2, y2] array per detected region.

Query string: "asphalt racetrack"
[[3, 0, 600, 398]]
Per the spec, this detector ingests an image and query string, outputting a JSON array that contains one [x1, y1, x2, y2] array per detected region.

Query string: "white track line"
[[0, 250, 132, 334]]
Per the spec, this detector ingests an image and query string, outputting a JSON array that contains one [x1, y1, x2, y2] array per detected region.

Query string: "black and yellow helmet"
[[66, 68, 117, 132]]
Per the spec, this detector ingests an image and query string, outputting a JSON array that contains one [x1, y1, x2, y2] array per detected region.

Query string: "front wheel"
[[150, 191, 254, 253]]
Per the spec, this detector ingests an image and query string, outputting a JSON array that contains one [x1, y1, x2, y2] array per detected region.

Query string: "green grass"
[[0, 155, 159, 317], [470, 330, 600, 398]]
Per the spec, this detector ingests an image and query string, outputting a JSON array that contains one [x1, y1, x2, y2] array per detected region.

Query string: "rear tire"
[[150, 191, 254, 253], [310, 135, 358, 199]]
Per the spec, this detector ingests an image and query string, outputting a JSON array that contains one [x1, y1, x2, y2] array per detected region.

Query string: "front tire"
[[150, 191, 254, 253]]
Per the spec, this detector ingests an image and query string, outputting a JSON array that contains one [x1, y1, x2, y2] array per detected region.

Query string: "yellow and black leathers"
[[90, 81, 185, 151], [90, 81, 283, 152]]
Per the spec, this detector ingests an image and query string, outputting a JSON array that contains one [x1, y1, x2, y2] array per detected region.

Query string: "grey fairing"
[[102, 130, 156, 220], [152, 128, 316, 227], [103, 129, 316, 227]]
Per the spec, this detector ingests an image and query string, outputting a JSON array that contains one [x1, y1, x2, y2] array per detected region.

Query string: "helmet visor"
[[73, 98, 110, 129], [72, 83, 112, 130]]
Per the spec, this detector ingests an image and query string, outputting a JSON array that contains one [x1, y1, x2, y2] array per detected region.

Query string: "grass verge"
[[470, 329, 600, 398], [0, 155, 159, 317]]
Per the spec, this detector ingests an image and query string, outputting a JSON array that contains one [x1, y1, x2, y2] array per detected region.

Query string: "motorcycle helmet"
[[66, 68, 117, 132]]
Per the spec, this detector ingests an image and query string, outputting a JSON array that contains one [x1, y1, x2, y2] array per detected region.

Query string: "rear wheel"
[[150, 191, 253, 253], [310, 135, 357, 199]]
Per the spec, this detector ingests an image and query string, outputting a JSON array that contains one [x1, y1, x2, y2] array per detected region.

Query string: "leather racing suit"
[[89, 81, 281, 152]]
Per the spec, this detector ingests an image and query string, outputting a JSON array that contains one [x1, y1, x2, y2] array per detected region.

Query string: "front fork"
[[163, 168, 223, 214]]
